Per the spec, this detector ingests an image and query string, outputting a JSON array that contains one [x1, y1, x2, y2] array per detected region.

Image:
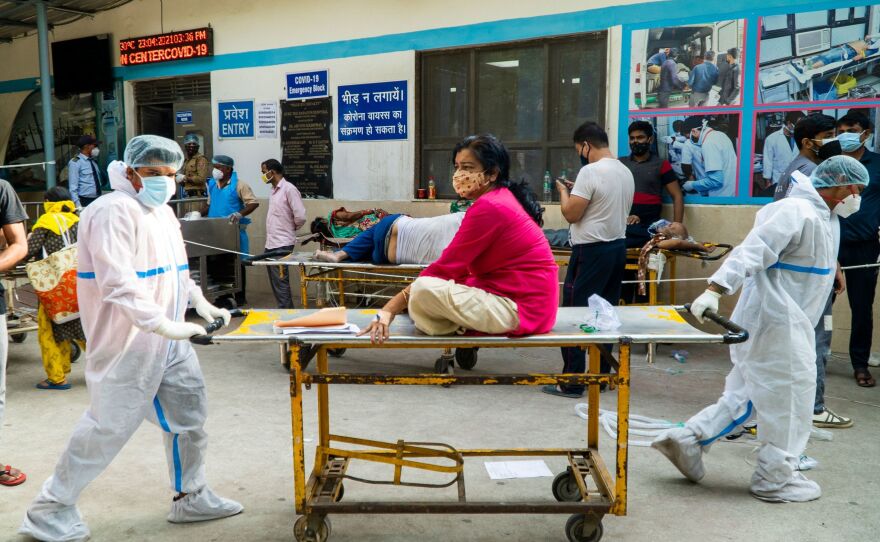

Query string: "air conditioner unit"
[[795, 28, 831, 57]]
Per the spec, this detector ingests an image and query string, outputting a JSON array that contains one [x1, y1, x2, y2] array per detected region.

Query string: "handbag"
[[25, 215, 80, 324]]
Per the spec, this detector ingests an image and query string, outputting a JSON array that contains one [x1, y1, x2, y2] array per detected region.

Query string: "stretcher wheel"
[[565, 514, 603, 542], [294, 515, 331, 542], [328, 348, 346, 358], [433, 356, 452, 374], [453, 347, 478, 370], [10, 332, 26, 343], [552, 470, 582, 502], [70, 341, 81, 362]]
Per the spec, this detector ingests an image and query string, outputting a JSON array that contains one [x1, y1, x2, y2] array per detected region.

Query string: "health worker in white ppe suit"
[[20, 135, 242, 542], [652, 155, 869, 503]]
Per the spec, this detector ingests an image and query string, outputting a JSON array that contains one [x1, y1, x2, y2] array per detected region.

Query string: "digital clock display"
[[119, 27, 213, 66]]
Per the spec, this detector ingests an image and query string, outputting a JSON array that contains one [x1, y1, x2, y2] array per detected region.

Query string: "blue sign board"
[[175, 110, 193, 124], [286, 70, 328, 99], [337, 80, 407, 141], [217, 100, 254, 138]]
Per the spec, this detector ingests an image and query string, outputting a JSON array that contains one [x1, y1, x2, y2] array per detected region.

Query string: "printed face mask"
[[452, 169, 488, 199]]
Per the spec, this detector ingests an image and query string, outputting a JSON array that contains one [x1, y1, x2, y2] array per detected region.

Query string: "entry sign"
[[176, 110, 193, 124], [218, 100, 254, 138], [337, 80, 407, 141], [287, 70, 328, 99]]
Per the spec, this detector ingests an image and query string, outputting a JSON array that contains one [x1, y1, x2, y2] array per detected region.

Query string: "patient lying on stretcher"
[[313, 212, 465, 265], [646, 219, 713, 252]]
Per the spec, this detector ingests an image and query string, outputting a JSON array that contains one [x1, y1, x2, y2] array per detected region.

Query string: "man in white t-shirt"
[[545, 121, 635, 398], [681, 116, 738, 198]]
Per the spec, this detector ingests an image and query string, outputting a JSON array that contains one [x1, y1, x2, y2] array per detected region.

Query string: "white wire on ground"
[[616, 262, 878, 285], [183, 239, 257, 258]]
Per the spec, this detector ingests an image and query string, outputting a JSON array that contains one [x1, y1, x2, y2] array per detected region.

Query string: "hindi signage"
[[119, 27, 213, 66], [280, 98, 333, 197], [337, 80, 407, 141], [218, 100, 254, 139]]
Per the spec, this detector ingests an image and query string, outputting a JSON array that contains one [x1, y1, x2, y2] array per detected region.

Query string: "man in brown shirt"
[[179, 134, 210, 197]]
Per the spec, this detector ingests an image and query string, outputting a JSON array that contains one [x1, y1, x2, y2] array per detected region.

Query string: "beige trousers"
[[408, 276, 519, 336]]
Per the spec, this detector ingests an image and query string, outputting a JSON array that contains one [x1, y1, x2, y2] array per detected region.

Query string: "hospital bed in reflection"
[[784, 50, 880, 101], [194, 305, 747, 542]]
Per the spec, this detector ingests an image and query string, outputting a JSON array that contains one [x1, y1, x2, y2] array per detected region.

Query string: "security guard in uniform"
[[68, 135, 102, 208], [178, 134, 211, 197]]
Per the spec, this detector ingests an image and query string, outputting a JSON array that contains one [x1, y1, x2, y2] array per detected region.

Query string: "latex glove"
[[228, 211, 242, 224], [661, 136, 673, 145], [690, 290, 721, 324], [175, 173, 185, 183], [682, 181, 695, 192], [190, 289, 231, 327], [155, 319, 207, 340]]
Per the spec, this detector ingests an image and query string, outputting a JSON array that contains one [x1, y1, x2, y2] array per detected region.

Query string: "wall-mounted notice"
[[175, 110, 193, 124], [280, 97, 333, 198], [286, 70, 329, 99], [218, 100, 254, 139], [257, 101, 278, 139], [337, 80, 407, 141]]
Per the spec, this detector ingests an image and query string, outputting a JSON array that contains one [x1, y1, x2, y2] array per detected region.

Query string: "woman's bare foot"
[[313, 249, 347, 263]]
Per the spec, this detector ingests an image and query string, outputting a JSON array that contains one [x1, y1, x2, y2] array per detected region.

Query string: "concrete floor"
[[2, 308, 879, 542]]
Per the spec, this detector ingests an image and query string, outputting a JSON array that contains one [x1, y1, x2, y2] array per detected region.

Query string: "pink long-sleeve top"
[[421, 187, 559, 335]]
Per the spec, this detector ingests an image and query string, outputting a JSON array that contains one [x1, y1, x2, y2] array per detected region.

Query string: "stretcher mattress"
[[210, 306, 731, 345]]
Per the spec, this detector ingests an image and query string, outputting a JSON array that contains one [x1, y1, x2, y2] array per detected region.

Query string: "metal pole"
[[35, 0, 56, 187]]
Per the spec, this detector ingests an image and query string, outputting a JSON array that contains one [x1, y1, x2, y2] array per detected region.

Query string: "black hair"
[[727, 48, 738, 59], [628, 120, 654, 139], [262, 158, 284, 174], [452, 134, 544, 226], [572, 121, 609, 148], [837, 112, 873, 131], [793, 113, 836, 150], [672, 119, 684, 132], [45, 186, 72, 202], [784, 110, 806, 125]]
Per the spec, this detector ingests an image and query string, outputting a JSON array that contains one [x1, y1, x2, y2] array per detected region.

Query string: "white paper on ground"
[[273, 323, 361, 335], [484, 460, 554, 480]]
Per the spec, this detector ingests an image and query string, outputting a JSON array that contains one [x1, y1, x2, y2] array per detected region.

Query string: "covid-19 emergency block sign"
[[287, 70, 328, 99], [337, 80, 407, 142], [218, 100, 254, 139]]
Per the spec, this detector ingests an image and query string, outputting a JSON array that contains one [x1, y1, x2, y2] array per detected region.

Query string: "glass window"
[[419, 33, 607, 199], [476, 46, 544, 141], [834, 8, 851, 22], [853, 6, 867, 19], [422, 53, 468, 142], [762, 15, 789, 33], [794, 11, 829, 30]]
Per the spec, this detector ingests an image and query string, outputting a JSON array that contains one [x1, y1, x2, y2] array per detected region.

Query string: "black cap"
[[77, 135, 99, 147], [681, 116, 704, 133]]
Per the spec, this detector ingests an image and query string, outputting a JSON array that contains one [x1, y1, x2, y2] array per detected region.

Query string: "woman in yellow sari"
[[25, 187, 86, 390]]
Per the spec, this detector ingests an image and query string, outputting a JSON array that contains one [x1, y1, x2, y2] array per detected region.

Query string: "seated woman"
[[314, 211, 465, 265], [359, 134, 558, 342], [23, 187, 87, 390]]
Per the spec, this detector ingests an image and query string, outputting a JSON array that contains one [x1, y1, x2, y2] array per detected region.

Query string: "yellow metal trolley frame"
[[200, 306, 746, 542]]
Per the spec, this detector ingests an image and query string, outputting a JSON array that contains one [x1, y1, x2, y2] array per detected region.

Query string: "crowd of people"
[[0, 112, 875, 539]]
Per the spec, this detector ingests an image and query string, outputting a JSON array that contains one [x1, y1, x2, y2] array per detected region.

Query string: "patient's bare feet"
[[314, 249, 347, 263]]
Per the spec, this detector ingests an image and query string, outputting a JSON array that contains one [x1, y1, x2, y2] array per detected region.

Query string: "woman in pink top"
[[360, 134, 558, 343]]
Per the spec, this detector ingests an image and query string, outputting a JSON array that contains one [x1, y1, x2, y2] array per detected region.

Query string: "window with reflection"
[[419, 33, 607, 199]]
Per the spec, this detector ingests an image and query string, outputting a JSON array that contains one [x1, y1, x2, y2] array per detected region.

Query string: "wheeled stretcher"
[[196, 305, 747, 541]]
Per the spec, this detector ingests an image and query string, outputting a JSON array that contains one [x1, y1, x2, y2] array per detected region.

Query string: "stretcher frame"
[[202, 306, 746, 542], [620, 243, 733, 306]]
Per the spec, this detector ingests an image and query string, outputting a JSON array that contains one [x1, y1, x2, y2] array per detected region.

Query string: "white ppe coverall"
[[683, 174, 836, 499], [21, 163, 240, 541]]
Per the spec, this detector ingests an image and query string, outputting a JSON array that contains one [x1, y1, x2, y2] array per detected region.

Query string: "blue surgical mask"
[[837, 132, 864, 153], [135, 171, 176, 208]]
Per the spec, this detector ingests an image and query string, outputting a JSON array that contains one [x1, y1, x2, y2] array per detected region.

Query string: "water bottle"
[[428, 176, 436, 199], [543, 170, 552, 203]]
